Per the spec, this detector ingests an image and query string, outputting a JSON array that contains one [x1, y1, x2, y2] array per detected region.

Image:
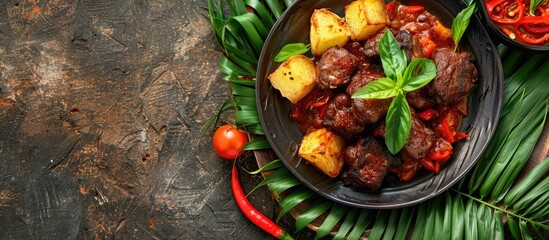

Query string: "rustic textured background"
[[0, 0, 316, 239]]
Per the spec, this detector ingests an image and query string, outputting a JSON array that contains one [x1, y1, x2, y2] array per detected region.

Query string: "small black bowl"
[[256, 0, 503, 209], [477, 0, 549, 53]]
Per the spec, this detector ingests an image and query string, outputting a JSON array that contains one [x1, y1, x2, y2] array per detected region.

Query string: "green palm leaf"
[[314, 204, 347, 240], [333, 208, 358, 240], [369, 210, 390, 240], [347, 209, 374, 240], [394, 207, 413, 240], [207, 1, 549, 239], [295, 199, 333, 233]]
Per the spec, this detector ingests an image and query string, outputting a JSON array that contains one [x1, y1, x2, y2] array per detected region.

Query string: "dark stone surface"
[[0, 0, 314, 239]]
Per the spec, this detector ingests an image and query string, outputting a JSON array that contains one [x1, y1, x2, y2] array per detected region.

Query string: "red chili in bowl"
[[485, 0, 549, 45]]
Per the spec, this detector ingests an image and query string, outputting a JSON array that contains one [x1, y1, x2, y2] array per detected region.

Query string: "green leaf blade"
[[314, 204, 347, 240], [274, 43, 310, 62], [385, 93, 412, 154], [294, 199, 333, 233], [351, 77, 398, 100], [451, 3, 476, 51], [379, 30, 407, 79], [401, 58, 436, 92]]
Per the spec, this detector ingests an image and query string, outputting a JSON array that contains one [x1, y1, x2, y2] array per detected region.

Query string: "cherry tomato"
[[213, 124, 249, 160]]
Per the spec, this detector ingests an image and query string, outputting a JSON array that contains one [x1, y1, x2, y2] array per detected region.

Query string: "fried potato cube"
[[298, 128, 345, 178], [344, 0, 388, 41], [268, 55, 317, 104], [310, 9, 351, 56]]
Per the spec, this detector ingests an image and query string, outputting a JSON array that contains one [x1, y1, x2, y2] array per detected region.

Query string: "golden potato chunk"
[[268, 55, 316, 104], [310, 9, 351, 56], [298, 128, 345, 178], [344, 0, 388, 41]]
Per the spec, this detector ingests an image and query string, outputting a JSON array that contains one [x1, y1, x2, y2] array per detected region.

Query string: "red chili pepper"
[[515, 27, 549, 44], [311, 95, 331, 107], [455, 132, 469, 141], [437, 118, 455, 143], [419, 158, 437, 172], [486, 0, 525, 24], [419, 108, 437, 121], [427, 139, 453, 163], [420, 37, 437, 58], [386, 1, 396, 19], [435, 162, 441, 173], [402, 5, 425, 14], [231, 165, 294, 240], [518, 16, 549, 34]]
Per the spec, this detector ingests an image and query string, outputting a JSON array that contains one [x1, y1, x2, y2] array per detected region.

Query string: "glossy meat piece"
[[322, 93, 365, 140], [346, 63, 391, 125], [342, 137, 395, 190], [406, 87, 435, 110], [363, 29, 423, 60], [363, 30, 385, 58], [344, 41, 367, 63], [428, 48, 478, 105], [316, 47, 359, 89], [403, 113, 435, 159]]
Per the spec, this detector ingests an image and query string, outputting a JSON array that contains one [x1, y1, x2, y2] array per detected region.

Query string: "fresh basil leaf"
[[351, 77, 399, 99], [401, 58, 437, 92], [452, 3, 476, 52], [274, 43, 310, 62], [379, 30, 407, 79], [385, 93, 411, 154], [530, 0, 544, 15]]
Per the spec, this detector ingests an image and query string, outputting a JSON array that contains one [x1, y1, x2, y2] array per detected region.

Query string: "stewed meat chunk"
[[429, 48, 478, 105], [406, 88, 435, 110], [317, 47, 359, 89], [322, 93, 364, 140], [403, 113, 435, 159], [342, 137, 396, 190], [346, 63, 391, 125], [344, 41, 367, 63], [363, 29, 423, 60]]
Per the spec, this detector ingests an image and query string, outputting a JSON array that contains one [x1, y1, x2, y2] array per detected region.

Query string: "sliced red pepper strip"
[[386, 1, 396, 19], [427, 138, 453, 163], [515, 26, 549, 44], [438, 118, 455, 143], [311, 95, 330, 107], [455, 132, 469, 141], [435, 162, 440, 174], [518, 16, 549, 34], [419, 158, 437, 172], [402, 5, 425, 14], [420, 37, 437, 58], [232, 165, 294, 240], [486, 0, 525, 24], [419, 108, 437, 121]]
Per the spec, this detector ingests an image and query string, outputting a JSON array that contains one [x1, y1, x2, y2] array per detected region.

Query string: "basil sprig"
[[352, 30, 436, 154], [274, 43, 311, 62], [530, 0, 544, 15], [451, 3, 476, 52]]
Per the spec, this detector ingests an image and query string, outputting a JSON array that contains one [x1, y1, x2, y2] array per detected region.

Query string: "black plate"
[[477, 0, 549, 53], [256, 0, 503, 209]]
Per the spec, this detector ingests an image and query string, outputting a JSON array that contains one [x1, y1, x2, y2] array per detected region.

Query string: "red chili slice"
[[419, 158, 437, 172], [518, 16, 549, 34], [420, 37, 437, 58], [486, 0, 525, 24], [419, 108, 437, 121], [402, 5, 425, 14], [437, 118, 456, 143], [427, 139, 453, 163]]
